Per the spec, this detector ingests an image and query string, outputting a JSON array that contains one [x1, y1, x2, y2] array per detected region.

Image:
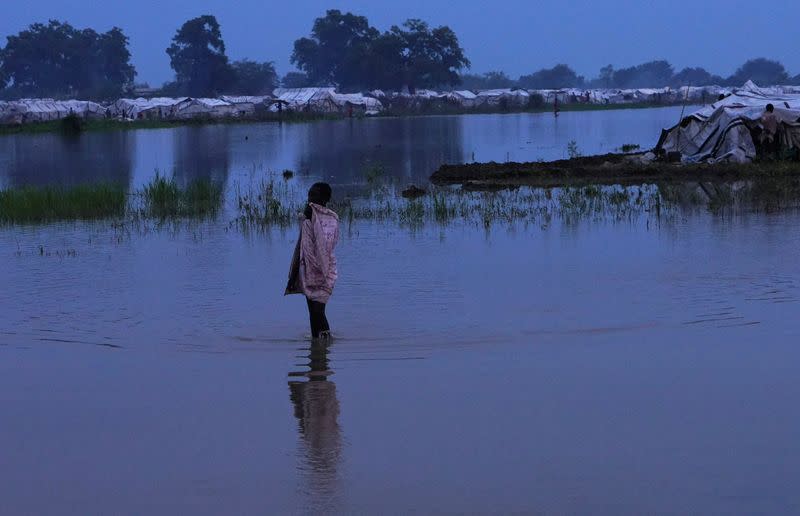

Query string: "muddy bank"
[[431, 153, 800, 189]]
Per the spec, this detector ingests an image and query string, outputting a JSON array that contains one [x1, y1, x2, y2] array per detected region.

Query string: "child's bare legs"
[[306, 298, 330, 339]]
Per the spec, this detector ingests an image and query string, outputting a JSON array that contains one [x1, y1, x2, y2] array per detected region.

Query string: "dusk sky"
[[3, 0, 799, 85]]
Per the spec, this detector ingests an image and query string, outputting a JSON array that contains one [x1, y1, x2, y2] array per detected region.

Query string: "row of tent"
[[5, 82, 800, 126], [370, 84, 800, 108], [658, 81, 800, 163], [0, 89, 384, 124]]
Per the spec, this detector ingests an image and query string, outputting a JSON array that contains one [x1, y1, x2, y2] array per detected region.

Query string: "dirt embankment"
[[430, 153, 800, 189]]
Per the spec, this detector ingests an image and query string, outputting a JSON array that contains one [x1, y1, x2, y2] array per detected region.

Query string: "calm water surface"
[[0, 107, 690, 190], [2, 108, 800, 515]]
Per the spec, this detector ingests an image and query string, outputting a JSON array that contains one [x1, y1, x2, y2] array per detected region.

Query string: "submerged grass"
[[232, 179, 680, 232], [0, 174, 222, 224], [0, 183, 126, 223], [5, 167, 800, 228], [141, 173, 223, 218]]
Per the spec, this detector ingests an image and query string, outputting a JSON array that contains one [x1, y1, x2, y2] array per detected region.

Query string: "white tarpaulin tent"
[[475, 89, 530, 108], [0, 99, 106, 123], [442, 90, 478, 108], [220, 95, 273, 116], [173, 98, 237, 119], [273, 88, 338, 112], [111, 97, 186, 119], [657, 81, 800, 163], [330, 93, 383, 114]]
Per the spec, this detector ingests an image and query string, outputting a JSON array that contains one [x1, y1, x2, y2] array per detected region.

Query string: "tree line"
[[461, 59, 800, 91], [1, 11, 800, 100]]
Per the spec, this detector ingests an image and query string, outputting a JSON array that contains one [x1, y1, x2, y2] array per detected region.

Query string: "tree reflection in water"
[[288, 339, 342, 511]]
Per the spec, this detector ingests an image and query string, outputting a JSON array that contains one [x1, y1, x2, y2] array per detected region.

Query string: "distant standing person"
[[554, 96, 560, 117], [286, 183, 340, 340], [761, 103, 779, 156]]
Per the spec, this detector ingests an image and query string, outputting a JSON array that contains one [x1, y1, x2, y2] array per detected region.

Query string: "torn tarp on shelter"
[[657, 81, 800, 163]]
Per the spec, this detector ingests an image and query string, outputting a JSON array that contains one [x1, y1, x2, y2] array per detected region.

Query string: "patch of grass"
[[234, 178, 298, 229], [142, 173, 181, 217], [567, 140, 582, 159], [232, 180, 679, 231], [141, 173, 223, 219], [0, 183, 126, 223], [183, 177, 224, 217]]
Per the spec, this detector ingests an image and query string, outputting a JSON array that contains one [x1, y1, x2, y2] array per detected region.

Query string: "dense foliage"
[[166, 15, 234, 96], [0, 20, 135, 99], [291, 10, 470, 92], [165, 15, 277, 97], [466, 58, 800, 90], [229, 60, 278, 95], [2, 12, 800, 100], [518, 64, 585, 89]]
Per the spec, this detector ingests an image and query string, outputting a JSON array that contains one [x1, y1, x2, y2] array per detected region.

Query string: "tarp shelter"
[[273, 88, 338, 112], [330, 93, 383, 114], [112, 97, 185, 119], [173, 98, 237, 119], [220, 95, 273, 116], [475, 89, 530, 108], [657, 81, 800, 163], [443, 90, 478, 108], [0, 99, 106, 123]]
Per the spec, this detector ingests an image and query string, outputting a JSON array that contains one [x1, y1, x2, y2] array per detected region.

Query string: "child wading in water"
[[285, 183, 339, 340]]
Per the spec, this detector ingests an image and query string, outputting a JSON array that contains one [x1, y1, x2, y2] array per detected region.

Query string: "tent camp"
[[220, 95, 273, 116], [442, 90, 478, 108], [0, 99, 106, 123], [111, 97, 185, 119], [273, 88, 338, 112], [330, 93, 383, 114], [475, 89, 530, 108], [173, 98, 237, 119], [657, 81, 800, 163]]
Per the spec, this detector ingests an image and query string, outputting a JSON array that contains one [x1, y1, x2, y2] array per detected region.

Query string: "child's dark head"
[[308, 182, 332, 206], [766, 103, 775, 113]]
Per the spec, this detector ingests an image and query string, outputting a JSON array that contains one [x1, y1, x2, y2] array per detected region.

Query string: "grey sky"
[[3, 0, 799, 85]]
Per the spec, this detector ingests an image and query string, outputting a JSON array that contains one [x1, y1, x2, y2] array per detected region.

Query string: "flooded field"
[[0, 106, 689, 190], [3, 108, 800, 514]]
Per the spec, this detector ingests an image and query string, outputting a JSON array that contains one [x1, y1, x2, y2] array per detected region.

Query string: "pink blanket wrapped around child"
[[285, 203, 339, 303]]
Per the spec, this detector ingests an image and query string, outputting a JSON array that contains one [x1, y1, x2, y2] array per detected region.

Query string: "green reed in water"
[[141, 173, 223, 218], [5, 172, 800, 228], [0, 183, 126, 223], [234, 178, 299, 228], [231, 180, 679, 231], [0, 174, 222, 224]]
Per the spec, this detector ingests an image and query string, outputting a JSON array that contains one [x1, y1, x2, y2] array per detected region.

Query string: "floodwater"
[[3, 108, 800, 515], [0, 106, 690, 190]]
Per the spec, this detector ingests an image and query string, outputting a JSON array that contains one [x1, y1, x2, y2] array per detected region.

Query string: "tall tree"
[[96, 28, 136, 97], [291, 10, 378, 90], [364, 30, 405, 90], [599, 65, 614, 88], [612, 60, 674, 88], [167, 15, 234, 97], [671, 67, 723, 87], [388, 19, 470, 91], [458, 71, 515, 90], [0, 20, 134, 98], [518, 64, 584, 89], [728, 58, 789, 86], [281, 71, 312, 88], [229, 60, 277, 95]]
